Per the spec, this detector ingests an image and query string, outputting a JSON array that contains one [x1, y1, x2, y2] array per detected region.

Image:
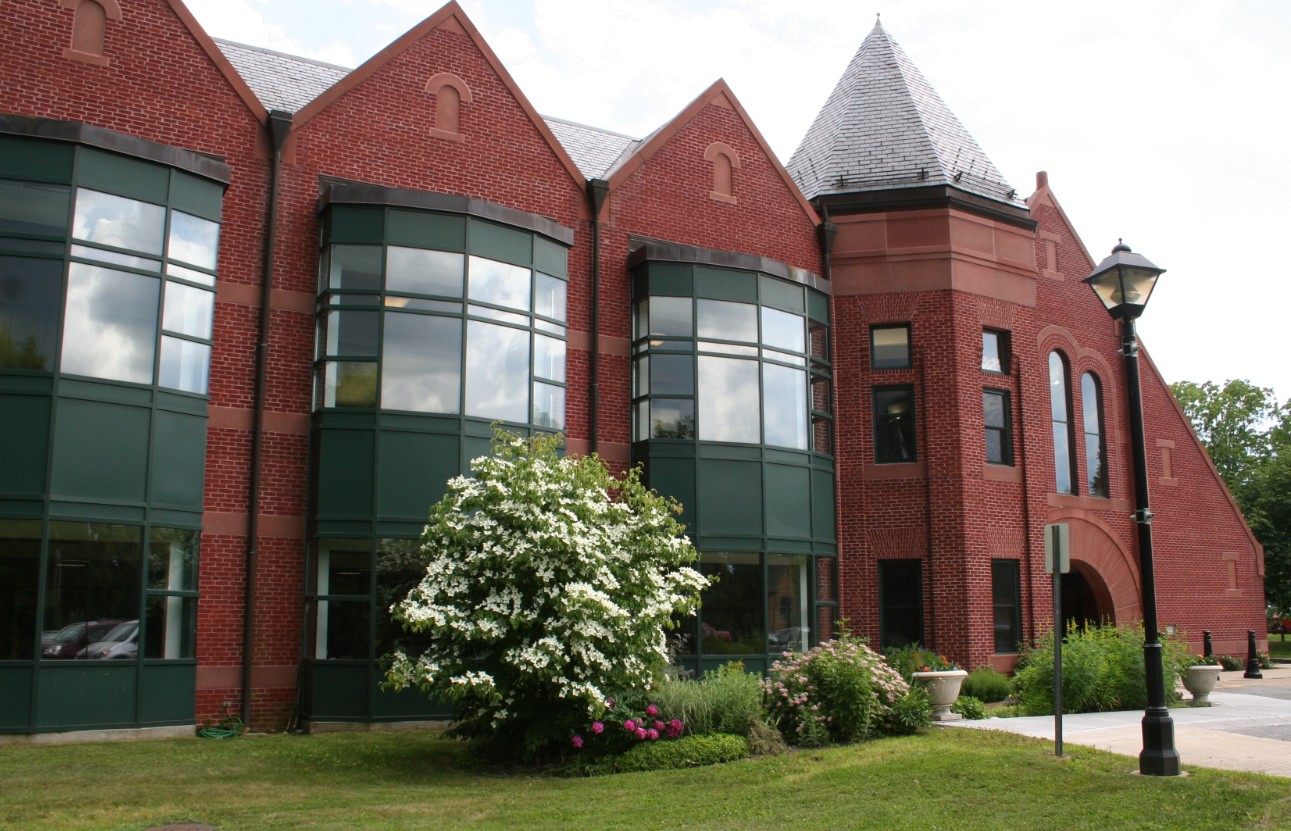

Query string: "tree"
[[1171, 379, 1291, 610], [383, 429, 709, 759]]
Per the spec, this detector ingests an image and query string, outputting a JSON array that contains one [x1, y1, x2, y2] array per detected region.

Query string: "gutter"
[[242, 109, 293, 727]]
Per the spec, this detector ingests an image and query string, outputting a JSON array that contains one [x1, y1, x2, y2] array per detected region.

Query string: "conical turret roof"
[[788, 20, 1021, 208]]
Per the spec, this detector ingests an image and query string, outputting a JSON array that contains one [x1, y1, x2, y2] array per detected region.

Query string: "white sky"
[[183, 0, 1291, 403]]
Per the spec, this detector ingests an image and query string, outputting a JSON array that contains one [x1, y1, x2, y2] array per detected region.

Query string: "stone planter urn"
[[1183, 664, 1223, 706], [911, 669, 969, 721]]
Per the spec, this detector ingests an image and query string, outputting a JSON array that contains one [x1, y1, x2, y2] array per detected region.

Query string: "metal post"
[[1203, 630, 1213, 659], [1121, 317, 1180, 776], [1054, 564, 1063, 757], [1245, 629, 1264, 679]]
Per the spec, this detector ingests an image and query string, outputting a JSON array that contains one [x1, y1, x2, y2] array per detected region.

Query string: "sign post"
[[1045, 523, 1070, 757]]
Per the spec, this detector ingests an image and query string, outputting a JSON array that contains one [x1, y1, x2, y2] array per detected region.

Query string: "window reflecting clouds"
[[61, 263, 159, 384], [465, 321, 529, 422], [72, 189, 164, 255], [167, 211, 219, 271], [698, 356, 759, 443], [381, 314, 461, 413]]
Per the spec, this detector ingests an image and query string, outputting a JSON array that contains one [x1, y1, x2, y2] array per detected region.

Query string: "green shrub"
[[651, 663, 763, 738], [951, 694, 988, 720], [884, 644, 959, 684], [602, 733, 749, 773], [1215, 654, 1242, 671], [765, 634, 911, 746], [889, 687, 932, 733], [1013, 623, 1190, 715], [962, 667, 1011, 703]]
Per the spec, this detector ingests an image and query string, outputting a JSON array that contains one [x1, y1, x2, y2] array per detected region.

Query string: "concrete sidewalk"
[[951, 665, 1291, 778]]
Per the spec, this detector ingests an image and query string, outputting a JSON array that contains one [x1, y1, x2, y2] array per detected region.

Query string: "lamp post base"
[[1140, 711, 1181, 776]]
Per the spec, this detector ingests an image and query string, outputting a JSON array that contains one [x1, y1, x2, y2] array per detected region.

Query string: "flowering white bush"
[[384, 429, 709, 758]]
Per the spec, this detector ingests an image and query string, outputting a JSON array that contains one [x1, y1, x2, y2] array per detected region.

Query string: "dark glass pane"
[[874, 387, 916, 462], [320, 600, 369, 660], [0, 520, 40, 659], [699, 552, 763, 654], [323, 361, 377, 408], [983, 391, 1006, 428], [1082, 373, 1106, 496], [148, 528, 197, 591], [767, 554, 808, 654], [992, 560, 1021, 653], [61, 263, 159, 384], [144, 596, 194, 659], [1048, 352, 1069, 421], [1053, 422, 1073, 494], [376, 538, 430, 658], [871, 325, 910, 369], [986, 431, 1005, 465], [0, 256, 61, 371], [649, 399, 694, 439], [324, 310, 379, 357], [650, 353, 693, 396], [326, 245, 382, 292], [879, 559, 922, 650], [1086, 434, 1106, 497], [381, 313, 461, 413], [0, 180, 69, 236], [648, 297, 693, 338], [324, 544, 371, 597], [41, 523, 141, 660]]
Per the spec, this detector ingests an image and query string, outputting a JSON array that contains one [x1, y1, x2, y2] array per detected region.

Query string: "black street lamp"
[[1084, 240, 1180, 776]]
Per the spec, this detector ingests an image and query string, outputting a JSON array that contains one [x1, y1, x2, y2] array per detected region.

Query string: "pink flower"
[[591, 721, 604, 734], [645, 704, 659, 717], [571, 735, 584, 749], [605, 698, 615, 708], [635, 727, 647, 740], [623, 719, 637, 732], [647, 729, 659, 741], [670, 718, 683, 731], [654, 720, 665, 731]]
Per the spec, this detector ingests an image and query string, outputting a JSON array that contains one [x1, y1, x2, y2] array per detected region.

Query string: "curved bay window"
[[630, 245, 836, 673], [0, 123, 224, 733]]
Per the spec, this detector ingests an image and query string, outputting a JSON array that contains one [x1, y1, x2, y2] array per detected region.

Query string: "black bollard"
[[1244, 629, 1264, 679], [1203, 630, 1213, 659]]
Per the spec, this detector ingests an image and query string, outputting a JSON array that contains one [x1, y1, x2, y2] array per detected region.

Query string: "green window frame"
[[991, 559, 1022, 654]]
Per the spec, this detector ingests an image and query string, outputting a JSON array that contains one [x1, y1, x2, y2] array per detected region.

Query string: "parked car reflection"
[[40, 619, 125, 659], [77, 619, 139, 660]]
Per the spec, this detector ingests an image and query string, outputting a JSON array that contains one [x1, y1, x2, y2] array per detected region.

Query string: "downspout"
[[242, 109, 293, 727], [587, 178, 609, 456]]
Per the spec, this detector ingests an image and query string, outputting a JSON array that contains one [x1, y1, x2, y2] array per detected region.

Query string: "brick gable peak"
[[163, 0, 268, 123]]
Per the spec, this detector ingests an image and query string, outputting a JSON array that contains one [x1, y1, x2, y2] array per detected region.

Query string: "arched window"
[[1082, 372, 1107, 496], [1049, 351, 1075, 494]]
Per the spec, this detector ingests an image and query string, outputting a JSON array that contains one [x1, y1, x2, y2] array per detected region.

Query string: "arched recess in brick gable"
[[704, 141, 740, 204], [424, 72, 473, 141], [1050, 513, 1141, 625], [62, 0, 122, 66]]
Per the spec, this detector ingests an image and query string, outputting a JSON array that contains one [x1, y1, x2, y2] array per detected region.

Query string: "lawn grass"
[[1268, 637, 1291, 659], [2, 728, 1289, 831]]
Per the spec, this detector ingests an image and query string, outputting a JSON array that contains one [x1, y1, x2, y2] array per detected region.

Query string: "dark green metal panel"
[[138, 664, 196, 724], [0, 667, 33, 730], [764, 463, 811, 539], [304, 661, 371, 720], [47, 501, 145, 522], [0, 136, 73, 184], [697, 444, 762, 461], [468, 219, 530, 267], [462, 435, 492, 466], [169, 172, 223, 221], [317, 429, 376, 519], [807, 290, 829, 323], [532, 236, 568, 279], [150, 409, 207, 510], [58, 379, 152, 406], [697, 459, 762, 536], [372, 680, 452, 720], [77, 148, 168, 205], [811, 468, 836, 543], [35, 664, 137, 729], [50, 398, 149, 502], [694, 266, 757, 302], [388, 210, 466, 252], [0, 394, 49, 497], [376, 431, 459, 522], [759, 275, 804, 313], [325, 205, 385, 245], [638, 263, 691, 298], [645, 455, 696, 531]]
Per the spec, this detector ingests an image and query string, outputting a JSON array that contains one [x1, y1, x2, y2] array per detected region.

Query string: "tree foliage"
[[383, 429, 709, 760], [1171, 379, 1291, 609]]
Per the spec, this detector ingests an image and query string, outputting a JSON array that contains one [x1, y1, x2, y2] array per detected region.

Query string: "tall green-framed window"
[[316, 208, 568, 430]]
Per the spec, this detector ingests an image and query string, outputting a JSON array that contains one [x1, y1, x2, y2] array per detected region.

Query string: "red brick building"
[[0, 1, 1264, 737]]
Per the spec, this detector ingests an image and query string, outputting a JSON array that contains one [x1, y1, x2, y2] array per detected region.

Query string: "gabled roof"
[[787, 20, 1021, 208], [214, 38, 349, 114], [542, 117, 637, 180]]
